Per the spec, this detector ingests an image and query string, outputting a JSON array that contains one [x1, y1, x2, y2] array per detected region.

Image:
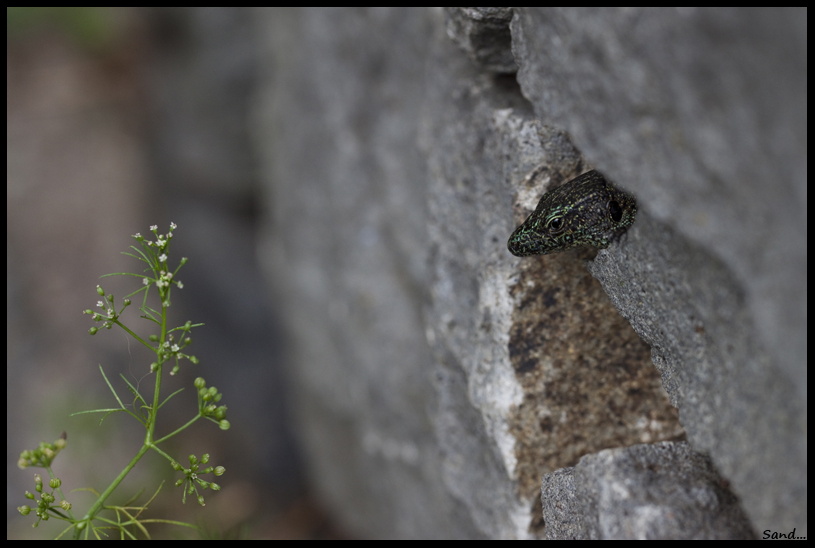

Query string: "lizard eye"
[[548, 217, 564, 233], [608, 200, 623, 222]]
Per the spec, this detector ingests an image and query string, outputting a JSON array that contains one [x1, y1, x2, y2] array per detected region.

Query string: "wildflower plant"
[[16, 223, 228, 539]]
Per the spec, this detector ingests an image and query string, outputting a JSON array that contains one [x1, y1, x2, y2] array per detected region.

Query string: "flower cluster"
[[172, 453, 225, 506], [18, 435, 67, 470], [18, 223, 229, 538]]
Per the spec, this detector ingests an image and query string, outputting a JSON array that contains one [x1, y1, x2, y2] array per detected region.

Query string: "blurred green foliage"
[[7, 7, 116, 51]]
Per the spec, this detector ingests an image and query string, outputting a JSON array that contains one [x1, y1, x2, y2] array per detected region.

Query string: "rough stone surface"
[[542, 442, 757, 539], [511, 7, 805, 535], [255, 7, 485, 538], [254, 7, 806, 538], [586, 211, 806, 536], [444, 7, 516, 74]]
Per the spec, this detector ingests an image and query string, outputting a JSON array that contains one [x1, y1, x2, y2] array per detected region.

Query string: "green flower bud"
[[213, 466, 225, 476], [215, 406, 227, 420], [189, 454, 198, 465], [49, 478, 61, 489], [197, 495, 205, 506], [60, 500, 71, 511], [25, 490, 35, 499], [194, 377, 206, 389], [201, 453, 210, 464], [34, 475, 43, 492], [89, 327, 98, 335], [210, 483, 221, 491], [18, 505, 31, 515], [96, 285, 105, 296], [219, 420, 230, 431]]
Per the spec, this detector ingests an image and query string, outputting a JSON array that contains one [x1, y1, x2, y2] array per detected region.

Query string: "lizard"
[[507, 169, 637, 257]]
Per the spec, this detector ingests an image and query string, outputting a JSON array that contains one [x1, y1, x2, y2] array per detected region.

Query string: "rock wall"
[[254, 7, 806, 538]]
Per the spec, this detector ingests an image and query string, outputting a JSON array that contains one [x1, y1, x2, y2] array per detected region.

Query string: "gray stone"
[[542, 442, 756, 539], [253, 7, 806, 538], [444, 7, 517, 74]]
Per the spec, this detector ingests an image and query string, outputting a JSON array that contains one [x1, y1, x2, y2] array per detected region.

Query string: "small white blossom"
[[143, 278, 149, 286], [171, 344, 179, 352], [97, 301, 104, 308], [150, 225, 158, 231], [176, 281, 184, 289], [159, 254, 168, 262], [170, 222, 177, 230], [133, 233, 141, 239]]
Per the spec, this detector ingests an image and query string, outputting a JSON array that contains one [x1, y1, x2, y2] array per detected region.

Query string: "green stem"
[[153, 415, 201, 446], [113, 320, 155, 354], [75, 443, 150, 535], [45, 465, 75, 521], [75, 303, 170, 539], [145, 303, 168, 445]]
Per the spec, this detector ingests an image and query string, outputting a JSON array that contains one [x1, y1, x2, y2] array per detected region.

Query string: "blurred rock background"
[[8, 7, 321, 539]]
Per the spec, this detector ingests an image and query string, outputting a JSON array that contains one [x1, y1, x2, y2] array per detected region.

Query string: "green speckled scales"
[[507, 170, 637, 257]]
